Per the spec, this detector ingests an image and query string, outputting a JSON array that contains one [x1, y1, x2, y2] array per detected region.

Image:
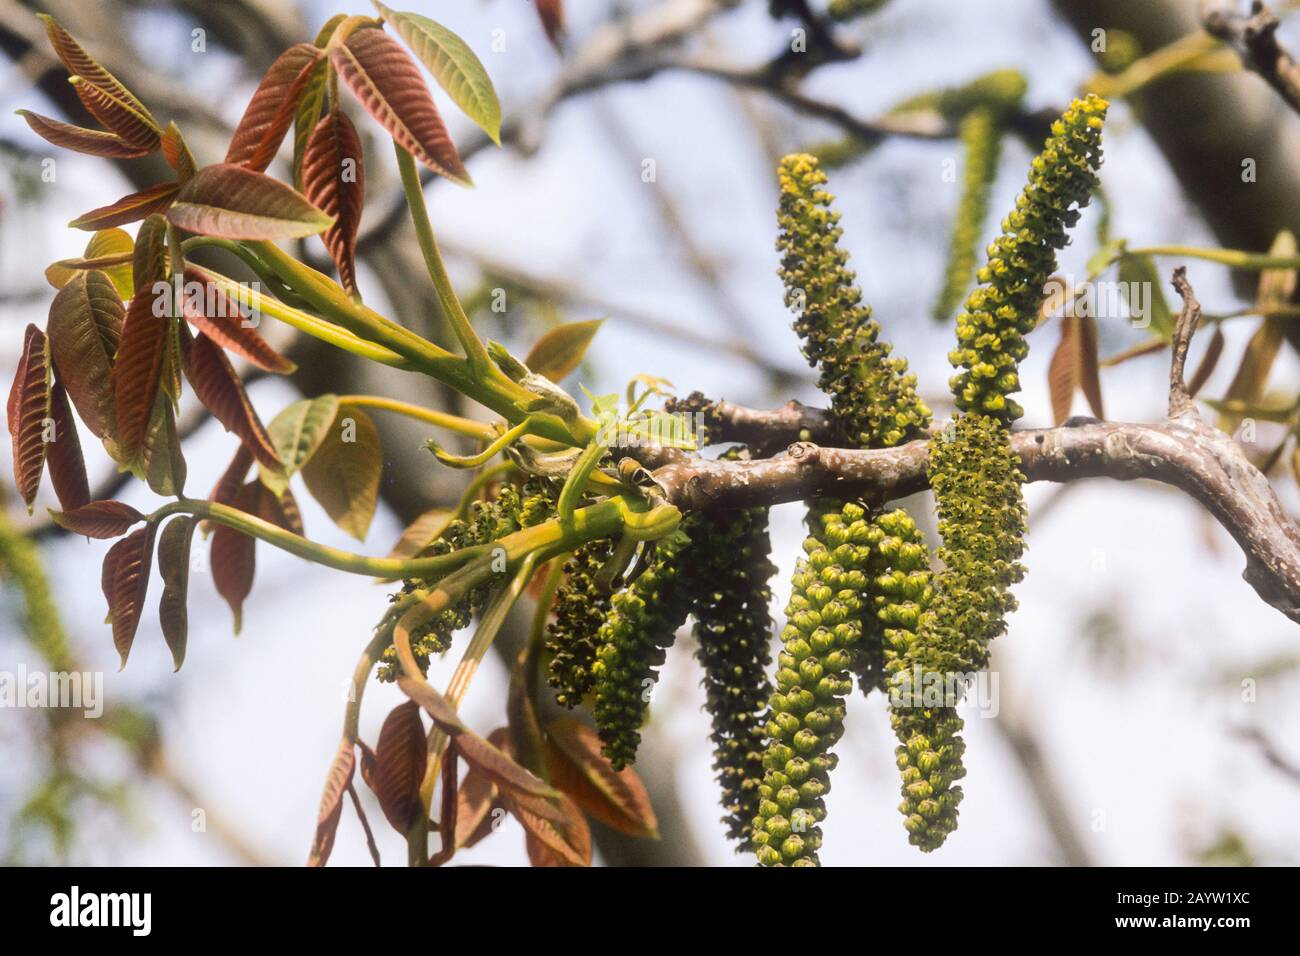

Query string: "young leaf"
[[1220, 319, 1285, 433], [302, 108, 366, 294], [69, 76, 160, 151], [300, 402, 381, 541], [45, 380, 90, 511], [205, 445, 254, 535], [44, 252, 135, 295], [374, 700, 428, 834], [292, 60, 330, 191], [308, 739, 356, 867], [7, 325, 52, 512], [1046, 314, 1104, 425], [262, 394, 340, 496], [16, 110, 151, 158], [544, 718, 658, 838], [46, 270, 124, 439], [70, 181, 180, 231], [534, 0, 566, 49], [1117, 253, 1174, 341], [386, 507, 454, 559], [225, 43, 326, 173], [111, 287, 170, 465], [37, 14, 157, 126], [372, 4, 502, 145], [210, 480, 259, 633], [53, 500, 145, 539], [454, 763, 500, 850], [520, 791, 591, 867], [157, 515, 196, 671], [524, 319, 603, 383], [167, 164, 333, 240], [140, 390, 187, 497], [160, 122, 198, 182], [183, 332, 281, 468], [330, 27, 471, 184], [178, 268, 294, 373], [101, 524, 156, 669]]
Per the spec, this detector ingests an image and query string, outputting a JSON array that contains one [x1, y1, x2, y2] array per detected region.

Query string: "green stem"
[[337, 394, 495, 440], [430, 419, 532, 468], [394, 142, 491, 375], [1127, 245, 1300, 272], [181, 236, 314, 308], [151, 499, 485, 580], [187, 265, 414, 368], [557, 439, 608, 523]]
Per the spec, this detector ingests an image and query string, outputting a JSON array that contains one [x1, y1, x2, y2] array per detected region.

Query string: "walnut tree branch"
[[1202, 0, 1300, 115]]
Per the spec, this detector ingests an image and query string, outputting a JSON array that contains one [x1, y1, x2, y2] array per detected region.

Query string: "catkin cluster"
[[591, 530, 695, 770], [776, 153, 931, 449], [948, 94, 1108, 420], [545, 539, 616, 708], [933, 107, 1001, 323], [379, 480, 555, 681], [752, 501, 873, 867], [689, 508, 776, 850]]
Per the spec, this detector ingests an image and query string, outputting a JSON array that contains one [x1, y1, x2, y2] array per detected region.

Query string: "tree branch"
[[653, 415, 1300, 623], [1202, 0, 1300, 115]]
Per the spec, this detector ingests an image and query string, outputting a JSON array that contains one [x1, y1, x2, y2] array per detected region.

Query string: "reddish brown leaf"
[[180, 267, 294, 373], [308, 738, 355, 867], [167, 164, 333, 240], [258, 484, 304, 537], [44, 379, 89, 511], [396, 675, 556, 798], [38, 14, 157, 125], [1188, 326, 1226, 398], [70, 181, 180, 231], [330, 28, 470, 184], [7, 325, 52, 511], [210, 480, 260, 633], [44, 253, 135, 292], [210, 445, 254, 509], [47, 270, 123, 439], [140, 390, 187, 496], [70, 76, 160, 151], [1047, 316, 1078, 426], [161, 122, 197, 181], [429, 747, 460, 865], [358, 739, 379, 794], [535, 0, 566, 49], [505, 788, 590, 867], [302, 108, 366, 293], [133, 213, 169, 294], [111, 288, 170, 464], [157, 515, 196, 671], [101, 524, 156, 669], [183, 332, 281, 468], [225, 43, 326, 173], [51, 500, 144, 539], [374, 700, 428, 835], [1076, 313, 1104, 420], [16, 110, 151, 158], [544, 718, 658, 838], [386, 507, 453, 560], [455, 765, 501, 850]]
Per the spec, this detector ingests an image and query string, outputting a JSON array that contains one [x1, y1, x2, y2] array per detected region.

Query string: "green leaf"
[[373, 3, 502, 145], [1117, 253, 1174, 342], [261, 394, 340, 495], [524, 319, 602, 383], [301, 402, 382, 541], [167, 163, 333, 240]]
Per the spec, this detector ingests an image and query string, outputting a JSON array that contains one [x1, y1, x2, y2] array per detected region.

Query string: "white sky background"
[[2, 0, 1299, 866]]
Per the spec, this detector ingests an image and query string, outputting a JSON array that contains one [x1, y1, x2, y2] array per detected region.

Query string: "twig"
[[1203, 0, 1300, 115], [1169, 266, 1203, 417]]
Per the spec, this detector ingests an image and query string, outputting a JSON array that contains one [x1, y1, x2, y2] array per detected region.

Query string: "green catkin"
[[690, 507, 776, 851], [776, 153, 931, 449], [378, 481, 555, 681], [752, 501, 874, 867], [591, 530, 695, 770], [948, 95, 1108, 421], [0, 510, 74, 674], [545, 538, 616, 708], [887, 95, 1108, 851], [933, 107, 1001, 323]]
